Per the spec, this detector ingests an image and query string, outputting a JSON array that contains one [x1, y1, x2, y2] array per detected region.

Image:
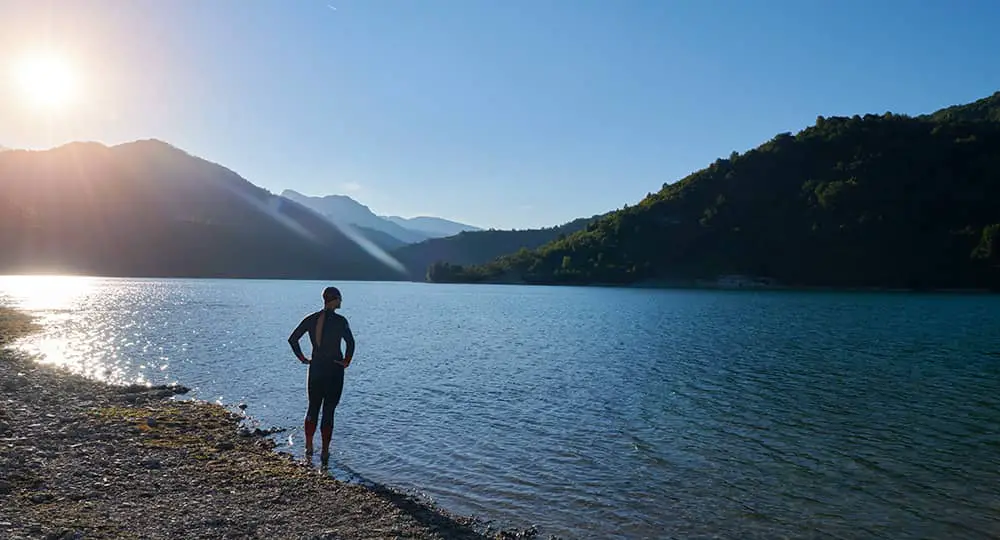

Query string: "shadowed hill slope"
[[0, 140, 405, 280], [391, 216, 600, 281]]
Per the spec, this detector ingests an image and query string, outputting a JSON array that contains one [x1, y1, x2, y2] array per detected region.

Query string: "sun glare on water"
[[0, 274, 97, 311], [9, 52, 79, 111], [0, 275, 139, 383]]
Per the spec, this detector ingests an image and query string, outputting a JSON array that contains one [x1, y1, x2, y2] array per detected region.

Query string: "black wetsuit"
[[288, 309, 355, 429]]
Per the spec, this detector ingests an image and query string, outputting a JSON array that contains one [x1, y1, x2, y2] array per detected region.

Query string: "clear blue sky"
[[1, 0, 998, 230]]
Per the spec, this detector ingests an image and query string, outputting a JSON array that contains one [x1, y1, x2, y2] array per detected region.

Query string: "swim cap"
[[322, 286, 341, 301]]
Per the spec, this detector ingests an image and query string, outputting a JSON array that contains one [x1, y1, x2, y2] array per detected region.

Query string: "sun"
[[10, 52, 78, 111]]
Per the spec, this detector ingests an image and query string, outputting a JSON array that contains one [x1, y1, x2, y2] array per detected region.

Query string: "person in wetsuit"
[[287, 286, 355, 460]]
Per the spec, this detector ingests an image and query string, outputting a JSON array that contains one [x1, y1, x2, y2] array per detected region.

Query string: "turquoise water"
[[2, 276, 1000, 539]]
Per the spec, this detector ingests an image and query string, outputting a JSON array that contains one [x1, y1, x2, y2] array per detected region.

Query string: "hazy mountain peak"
[[112, 138, 200, 161], [280, 190, 429, 244], [382, 215, 482, 238], [50, 141, 112, 153], [282, 190, 483, 243], [282, 189, 375, 211]]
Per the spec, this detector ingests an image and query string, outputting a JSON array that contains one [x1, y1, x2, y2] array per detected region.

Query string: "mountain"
[[383, 216, 481, 238], [433, 91, 1000, 290], [354, 225, 408, 252], [391, 216, 599, 280], [280, 190, 430, 244], [0, 140, 407, 280]]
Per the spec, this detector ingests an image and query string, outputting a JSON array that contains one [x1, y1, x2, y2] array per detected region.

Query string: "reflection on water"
[[0, 275, 168, 386], [0, 274, 99, 310]]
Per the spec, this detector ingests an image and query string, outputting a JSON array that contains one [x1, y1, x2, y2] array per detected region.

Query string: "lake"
[[2, 275, 1000, 539]]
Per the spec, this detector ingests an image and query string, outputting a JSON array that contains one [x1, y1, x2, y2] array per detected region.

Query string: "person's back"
[[287, 286, 355, 461], [295, 309, 352, 368]]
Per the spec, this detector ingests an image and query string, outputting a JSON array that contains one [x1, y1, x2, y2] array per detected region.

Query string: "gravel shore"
[[0, 307, 544, 540]]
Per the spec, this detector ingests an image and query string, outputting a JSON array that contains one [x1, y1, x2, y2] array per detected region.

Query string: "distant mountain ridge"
[[382, 215, 481, 238], [0, 140, 407, 280], [280, 190, 480, 247], [281, 189, 430, 246]]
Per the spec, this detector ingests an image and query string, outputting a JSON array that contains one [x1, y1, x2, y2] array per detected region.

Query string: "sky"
[[1, 0, 998, 230]]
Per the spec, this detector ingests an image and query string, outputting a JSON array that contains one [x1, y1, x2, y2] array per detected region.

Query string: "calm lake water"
[[2, 275, 1000, 539]]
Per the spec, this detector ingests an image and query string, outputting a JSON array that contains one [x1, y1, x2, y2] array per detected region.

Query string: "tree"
[[972, 224, 1000, 262], [441, 91, 1000, 290]]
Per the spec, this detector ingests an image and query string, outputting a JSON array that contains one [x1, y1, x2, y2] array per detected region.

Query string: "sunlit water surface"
[[2, 275, 1000, 539]]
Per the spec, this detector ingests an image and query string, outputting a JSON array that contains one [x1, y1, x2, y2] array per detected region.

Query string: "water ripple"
[[3, 278, 1000, 538]]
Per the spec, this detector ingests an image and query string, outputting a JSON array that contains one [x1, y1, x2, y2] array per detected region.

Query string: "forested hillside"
[[433, 92, 1000, 290], [392, 216, 599, 281]]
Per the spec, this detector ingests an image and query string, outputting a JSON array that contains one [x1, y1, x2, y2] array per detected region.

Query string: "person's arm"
[[287, 317, 311, 364], [342, 318, 355, 367]]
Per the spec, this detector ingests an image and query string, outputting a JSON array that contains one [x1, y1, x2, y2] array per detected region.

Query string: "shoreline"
[[3, 272, 995, 294], [0, 306, 545, 540], [424, 277, 996, 294]]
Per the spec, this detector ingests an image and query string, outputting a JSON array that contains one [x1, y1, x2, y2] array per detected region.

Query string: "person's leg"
[[319, 367, 345, 459], [304, 370, 323, 454]]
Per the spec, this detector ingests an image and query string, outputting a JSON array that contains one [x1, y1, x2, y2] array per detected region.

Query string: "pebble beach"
[[0, 306, 544, 540]]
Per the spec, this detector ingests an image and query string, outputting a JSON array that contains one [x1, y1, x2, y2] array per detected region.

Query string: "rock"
[[309, 532, 344, 540], [1, 342, 511, 540], [29, 492, 53, 504], [44, 529, 85, 540], [2, 377, 26, 390]]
